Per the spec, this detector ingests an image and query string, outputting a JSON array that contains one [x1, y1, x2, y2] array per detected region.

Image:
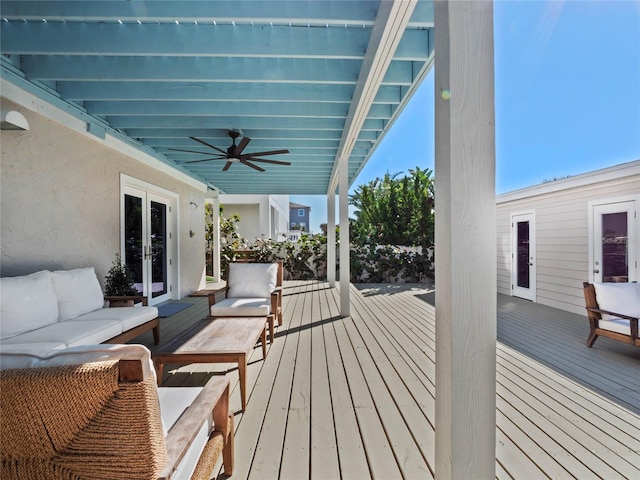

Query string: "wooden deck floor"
[[138, 281, 640, 479]]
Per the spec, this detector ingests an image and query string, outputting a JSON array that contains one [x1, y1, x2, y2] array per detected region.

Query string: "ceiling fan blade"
[[234, 136, 251, 156], [241, 160, 265, 172], [168, 147, 223, 155], [189, 137, 228, 155], [185, 157, 226, 164], [239, 149, 289, 159], [222, 161, 233, 171], [249, 158, 292, 166]]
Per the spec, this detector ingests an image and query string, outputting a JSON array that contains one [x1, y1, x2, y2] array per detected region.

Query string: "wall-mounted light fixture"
[[1, 110, 29, 131], [190, 201, 199, 208], [189, 230, 195, 238]]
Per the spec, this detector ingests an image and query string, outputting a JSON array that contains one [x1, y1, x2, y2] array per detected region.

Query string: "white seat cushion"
[[599, 318, 631, 335], [74, 305, 158, 331], [51, 267, 105, 321], [157, 387, 209, 479], [1, 320, 122, 347], [0, 270, 59, 339], [593, 282, 640, 320], [210, 297, 270, 317], [228, 263, 278, 298]]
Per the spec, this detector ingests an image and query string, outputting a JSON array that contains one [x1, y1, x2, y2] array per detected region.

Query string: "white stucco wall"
[[1, 99, 207, 298], [220, 194, 290, 241]]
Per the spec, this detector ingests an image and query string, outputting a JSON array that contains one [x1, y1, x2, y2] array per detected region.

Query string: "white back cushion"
[[0, 270, 59, 339], [51, 267, 105, 321], [593, 282, 640, 320], [0, 344, 155, 383], [228, 263, 278, 298]]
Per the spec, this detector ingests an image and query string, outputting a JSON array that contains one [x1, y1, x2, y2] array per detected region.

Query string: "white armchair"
[[208, 261, 283, 342]]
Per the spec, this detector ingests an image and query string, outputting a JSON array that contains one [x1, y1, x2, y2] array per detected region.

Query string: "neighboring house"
[[220, 194, 290, 241], [496, 160, 640, 315], [289, 202, 311, 232]]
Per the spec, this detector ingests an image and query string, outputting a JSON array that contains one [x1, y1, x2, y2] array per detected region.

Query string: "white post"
[[434, 1, 496, 478], [327, 191, 336, 287], [339, 162, 350, 316], [211, 193, 221, 282]]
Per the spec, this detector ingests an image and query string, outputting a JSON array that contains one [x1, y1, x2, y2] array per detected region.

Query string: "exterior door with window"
[[123, 186, 172, 305], [511, 212, 536, 301], [591, 200, 637, 283]]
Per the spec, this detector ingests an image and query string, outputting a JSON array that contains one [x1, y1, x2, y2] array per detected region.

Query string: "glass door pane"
[[124, 193, 144, 294], [511, 212, 536, 301], [601, 212, 628, 282], [149, 200, 168, 298], [517, 220, 530, 288], [592, 201, 635, 283]]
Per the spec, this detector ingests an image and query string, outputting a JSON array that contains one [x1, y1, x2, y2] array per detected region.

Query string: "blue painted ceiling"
[[0, 1, 434, 194]]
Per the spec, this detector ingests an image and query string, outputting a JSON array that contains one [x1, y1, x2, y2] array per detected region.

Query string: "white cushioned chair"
[[208, 261, 283, 343], [583, 282, 640, 347], [0, 344, 233, 479]]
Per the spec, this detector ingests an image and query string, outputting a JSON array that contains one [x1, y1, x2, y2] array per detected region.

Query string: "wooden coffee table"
[[153, 317, 267, 411]]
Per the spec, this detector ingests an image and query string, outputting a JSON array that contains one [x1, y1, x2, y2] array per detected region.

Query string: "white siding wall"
[[497, 163, 640, 315], [0, 99, 207, 297]]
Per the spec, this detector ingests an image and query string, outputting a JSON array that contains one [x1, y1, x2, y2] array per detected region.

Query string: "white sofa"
[[0, 344, 233, 479], [0, 267, 159, 350]]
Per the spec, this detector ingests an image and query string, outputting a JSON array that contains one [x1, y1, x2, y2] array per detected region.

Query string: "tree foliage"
[[349, 166, 434, 248]]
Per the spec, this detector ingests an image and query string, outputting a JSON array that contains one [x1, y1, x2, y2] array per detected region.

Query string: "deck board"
[[139, 281, 640, 480]]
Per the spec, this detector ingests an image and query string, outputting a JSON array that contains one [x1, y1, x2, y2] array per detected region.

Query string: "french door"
[[511, 211, 536, 301], [591, 199, 637, 283], [122, 184, 175, 305]]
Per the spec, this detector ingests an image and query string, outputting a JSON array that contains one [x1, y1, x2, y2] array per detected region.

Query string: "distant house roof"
[[496, 159, 640, 204], [289, 202, 310, 210]]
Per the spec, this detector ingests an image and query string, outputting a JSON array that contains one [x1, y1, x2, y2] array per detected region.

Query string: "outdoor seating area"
[[1, 278, 638, 478]]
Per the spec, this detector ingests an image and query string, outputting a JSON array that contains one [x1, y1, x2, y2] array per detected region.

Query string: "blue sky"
[[292, 0, 640, 233]]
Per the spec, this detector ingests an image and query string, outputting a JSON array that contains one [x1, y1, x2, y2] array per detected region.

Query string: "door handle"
[[593, 269, 600, 274], [144, 245, 152, 259]]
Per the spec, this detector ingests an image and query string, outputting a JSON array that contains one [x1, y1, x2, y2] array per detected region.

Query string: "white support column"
[[434, 1, 496, 479], [211, 193, 221, 282], [339, 162, 350, 316], [327, 191, 336, 287]]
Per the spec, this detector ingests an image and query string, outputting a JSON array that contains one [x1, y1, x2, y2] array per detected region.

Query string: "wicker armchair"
[[0, 345, 233, 479]]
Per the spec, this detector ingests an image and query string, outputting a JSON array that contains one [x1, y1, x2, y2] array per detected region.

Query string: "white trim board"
[[497, 160, 640, 204]]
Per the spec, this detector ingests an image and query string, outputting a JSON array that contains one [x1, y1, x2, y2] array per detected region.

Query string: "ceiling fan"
[[168, 130, 290, 172]]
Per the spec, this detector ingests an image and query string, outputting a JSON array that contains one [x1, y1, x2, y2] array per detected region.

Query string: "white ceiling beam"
[[328, 0, 418, 194]]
